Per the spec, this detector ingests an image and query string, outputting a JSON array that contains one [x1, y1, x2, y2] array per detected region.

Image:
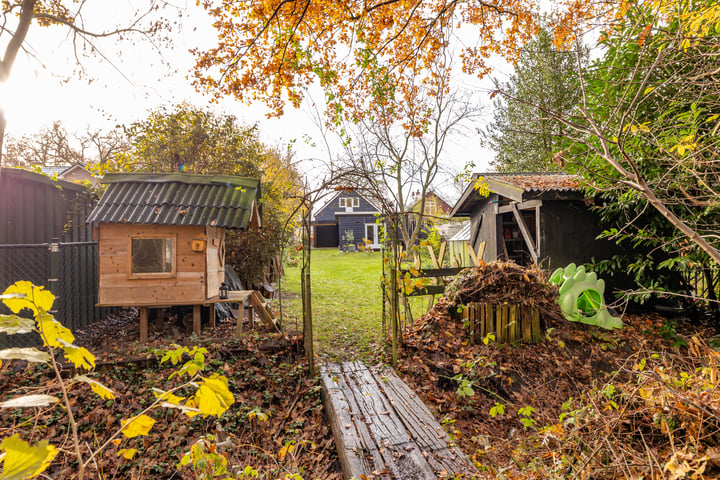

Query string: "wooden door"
[[205, 227, 225, 298]]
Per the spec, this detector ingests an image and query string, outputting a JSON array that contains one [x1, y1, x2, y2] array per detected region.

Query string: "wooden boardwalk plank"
[[320, 364, 381, 478], [320, 361, 477, 480]]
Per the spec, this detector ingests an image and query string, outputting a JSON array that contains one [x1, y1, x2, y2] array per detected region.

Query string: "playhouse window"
[[129, 236, 175, 277]]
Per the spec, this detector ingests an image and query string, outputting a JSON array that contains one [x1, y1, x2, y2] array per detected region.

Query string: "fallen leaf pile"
[[0, 314, 341, 479], [398, 283, 720, 478]]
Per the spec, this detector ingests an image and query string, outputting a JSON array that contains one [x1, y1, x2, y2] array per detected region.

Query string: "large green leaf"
[[0, 434, 57, 480]]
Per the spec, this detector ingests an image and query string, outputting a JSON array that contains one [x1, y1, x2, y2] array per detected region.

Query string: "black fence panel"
[[57, 242, 107, 331], [0, 244, 48, 347], [0, 241, 113, 348]]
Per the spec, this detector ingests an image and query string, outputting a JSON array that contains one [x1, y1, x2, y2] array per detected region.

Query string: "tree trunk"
[[301, 203, 314, 374]]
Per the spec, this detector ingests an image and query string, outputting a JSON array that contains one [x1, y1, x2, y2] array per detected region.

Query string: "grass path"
[[279, 248, 388, 362]]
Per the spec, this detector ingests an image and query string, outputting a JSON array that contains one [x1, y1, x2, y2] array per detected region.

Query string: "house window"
[[339, 197, 359, 208], [425, 198, 437, 216], [129, 235, 176, 277]]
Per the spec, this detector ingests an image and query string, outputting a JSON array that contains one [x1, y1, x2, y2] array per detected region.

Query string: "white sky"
[[1, 1, 506, 202]]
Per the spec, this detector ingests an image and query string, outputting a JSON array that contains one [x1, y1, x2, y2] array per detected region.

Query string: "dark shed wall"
[[0, 169, 94, 244], [470, 194, 499, 262], [540, 200, 613, 269]]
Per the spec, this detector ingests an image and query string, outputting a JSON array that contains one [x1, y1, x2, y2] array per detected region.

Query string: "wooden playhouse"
[[87, 173, 264, 341]]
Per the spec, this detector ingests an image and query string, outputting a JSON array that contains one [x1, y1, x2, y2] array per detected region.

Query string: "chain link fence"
[[0, 241, 112, 348]]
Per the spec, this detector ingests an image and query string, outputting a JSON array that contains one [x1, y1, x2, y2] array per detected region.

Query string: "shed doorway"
[[500, 211, 538, 266]]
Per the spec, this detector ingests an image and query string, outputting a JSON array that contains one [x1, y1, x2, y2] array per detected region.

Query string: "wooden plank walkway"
[[320, 361, 478, 479]]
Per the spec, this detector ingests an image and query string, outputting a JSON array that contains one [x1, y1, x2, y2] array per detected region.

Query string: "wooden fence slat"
[[531, 308, 541, 342]]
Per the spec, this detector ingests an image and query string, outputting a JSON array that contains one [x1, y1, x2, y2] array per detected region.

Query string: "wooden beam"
[[139, 307, 148, 343], [467, 242, 481, 266], [498, 199, 543, 214], [235, 302, 244, 338], [193, 304, 201, 336], [437, 241, 447, 267], [476, 241, 486, 263], [399, 267, 464, 278], [511, 203, 538, 264], [535, 205, 541, 260], [426, 245, 440, 268]]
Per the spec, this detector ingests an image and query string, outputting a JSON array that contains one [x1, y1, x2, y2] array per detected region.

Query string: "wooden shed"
[[86, 173, 262, 339], [450, 173, 617, 269]]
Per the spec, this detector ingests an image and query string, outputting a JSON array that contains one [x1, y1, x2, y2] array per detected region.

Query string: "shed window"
[[339, 197, 359, 208], [130, 236, 175, 277]]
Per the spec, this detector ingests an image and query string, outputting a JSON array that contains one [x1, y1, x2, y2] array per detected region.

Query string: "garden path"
[[320, 361, 477, 479]]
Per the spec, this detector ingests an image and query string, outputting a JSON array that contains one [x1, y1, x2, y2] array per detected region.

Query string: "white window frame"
[[365, 223, 380, 247], [339, 197, 359, 209], [127, 234, 177, 279]]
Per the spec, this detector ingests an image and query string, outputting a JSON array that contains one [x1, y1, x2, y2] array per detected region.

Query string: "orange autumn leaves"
[[193, 0, 537, 121]]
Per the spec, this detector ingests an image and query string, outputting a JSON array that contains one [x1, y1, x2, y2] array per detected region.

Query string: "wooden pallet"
[[320, 362, 477, 480], [249, 290, 281, 332]]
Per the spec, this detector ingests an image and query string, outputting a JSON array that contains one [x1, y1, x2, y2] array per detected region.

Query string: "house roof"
[[40, 165, 73, 177], [451, 172, 581, 216], [1, 166, 89, 192], [87, 173, 261, 229], [409, 190, 453, 214], [313, 188, 381, 220]]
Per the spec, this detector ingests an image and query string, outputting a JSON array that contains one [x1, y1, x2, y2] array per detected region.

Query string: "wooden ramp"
[[320, 362, 477, 479]]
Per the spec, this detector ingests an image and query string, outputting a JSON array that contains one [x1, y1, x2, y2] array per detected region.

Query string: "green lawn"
[[279, 248, 389, 362]]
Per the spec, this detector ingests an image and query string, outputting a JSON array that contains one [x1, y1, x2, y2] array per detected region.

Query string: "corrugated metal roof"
[[482, 172, 580, 192], [86, 173, 260, 229], [449, 221, 471, 242]]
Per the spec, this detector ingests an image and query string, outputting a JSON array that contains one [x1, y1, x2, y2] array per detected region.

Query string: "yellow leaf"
[[74, 375, 114, 400], [111, 439, 122, 447], [278, 441, 296, 461], [61, 343, 95, 370], [0, 434, 58, 480], [121, 414, 156, 438], [2, 281, 54, 315], [194, 374, 235, 416], [184, 397, 201, 418], [643, 86, 655, 95], [152, 388, 184, 405], [117, 448, 138, 460], [37, 314, 74, 348]]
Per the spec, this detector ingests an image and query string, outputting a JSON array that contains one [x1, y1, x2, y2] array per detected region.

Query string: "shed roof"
[[86, 173, 261, 229], [449, 221, 471, 242], [451, 172, 581, 216]]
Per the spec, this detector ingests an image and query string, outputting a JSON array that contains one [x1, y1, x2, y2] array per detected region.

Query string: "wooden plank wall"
[[465, 303, 542, 344], [98, 224, 207, 306]]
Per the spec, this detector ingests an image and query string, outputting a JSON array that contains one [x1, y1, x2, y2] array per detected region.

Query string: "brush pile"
[[444, 261, 561, 319]]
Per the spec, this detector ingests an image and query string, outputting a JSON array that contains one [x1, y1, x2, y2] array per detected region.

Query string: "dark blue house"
[[313, 190, 382, 249]]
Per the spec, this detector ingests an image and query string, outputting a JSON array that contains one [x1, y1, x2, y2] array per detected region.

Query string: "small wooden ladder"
[[249, 290, 281, 332]]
